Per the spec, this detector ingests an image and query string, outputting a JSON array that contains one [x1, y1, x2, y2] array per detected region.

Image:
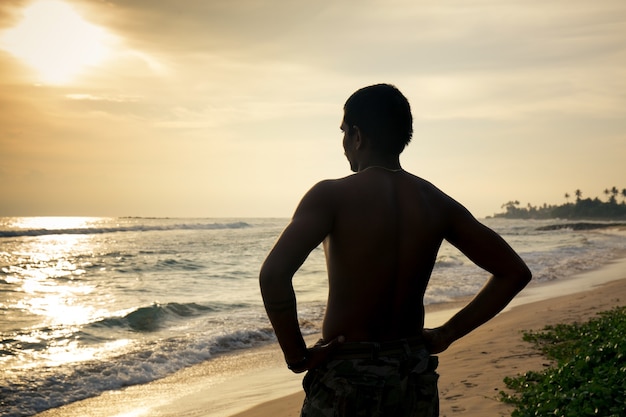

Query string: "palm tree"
[[604, 188, 611, 202], [564, 192, 570, 203], [622, 188, 626, 204], [610, 186, 619, 204], [575, 189, 582, 202]]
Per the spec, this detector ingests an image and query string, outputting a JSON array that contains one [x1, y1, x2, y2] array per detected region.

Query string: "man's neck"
[[357, 157, 401, 173], [359, 165, 403, 173]]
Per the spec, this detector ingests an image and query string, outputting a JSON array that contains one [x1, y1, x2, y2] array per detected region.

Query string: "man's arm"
[[424, 200, 532, 354], [259, 181, 338, 372]]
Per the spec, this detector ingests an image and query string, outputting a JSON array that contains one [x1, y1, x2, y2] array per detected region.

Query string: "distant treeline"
[[494, 187, 626, 220]]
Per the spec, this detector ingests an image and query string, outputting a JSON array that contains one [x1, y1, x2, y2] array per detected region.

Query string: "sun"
[[0, 0, 115, 84]]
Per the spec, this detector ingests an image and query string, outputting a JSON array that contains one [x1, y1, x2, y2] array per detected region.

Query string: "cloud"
[[65, 93, 140, 102], [101, 0, 626, 126], [0, 0, 30, 28], [74, 0, 328, 55]]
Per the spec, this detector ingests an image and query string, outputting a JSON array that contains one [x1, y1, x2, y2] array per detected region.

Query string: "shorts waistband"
[[331, 337, 426, 360]]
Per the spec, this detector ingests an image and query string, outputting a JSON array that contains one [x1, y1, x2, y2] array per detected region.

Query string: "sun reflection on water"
[[2, 217, 117, 367], [9, 216, 101, 231], [42, 338, 132, 368], [18, 280, 95, 325]]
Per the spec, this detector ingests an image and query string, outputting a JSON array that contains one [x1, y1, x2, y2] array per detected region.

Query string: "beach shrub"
[[500, 306, 626, 417]]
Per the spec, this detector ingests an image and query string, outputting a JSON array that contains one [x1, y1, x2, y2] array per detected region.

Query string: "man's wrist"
[[440, 322, 459, 345], [286, 352, 309, 371]]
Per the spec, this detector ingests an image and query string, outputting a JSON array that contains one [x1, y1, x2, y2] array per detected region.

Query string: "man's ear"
[[352, 126, 364, 150]]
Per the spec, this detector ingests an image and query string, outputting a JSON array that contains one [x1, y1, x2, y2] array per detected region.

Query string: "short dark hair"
[[343, 84, 413, 155]]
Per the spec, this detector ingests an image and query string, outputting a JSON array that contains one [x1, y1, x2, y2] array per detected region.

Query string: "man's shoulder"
[[298, 178, 343, 208], [309, 174, 358, 190]]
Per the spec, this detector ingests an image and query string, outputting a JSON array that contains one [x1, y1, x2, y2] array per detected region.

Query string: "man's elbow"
[[259, 262, 275, 291], [259, 261, 288, 293], [514, 263, 532, 291]]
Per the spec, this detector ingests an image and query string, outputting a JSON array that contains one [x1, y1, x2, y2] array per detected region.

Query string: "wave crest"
[[0, 221, 251, 238], [92, 302, 223, 332]]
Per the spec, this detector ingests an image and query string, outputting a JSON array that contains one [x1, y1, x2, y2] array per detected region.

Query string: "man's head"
[[342, 84, 413, 156]]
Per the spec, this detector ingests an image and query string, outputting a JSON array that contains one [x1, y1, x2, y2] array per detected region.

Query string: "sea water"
[[1, 216, 625, 417]]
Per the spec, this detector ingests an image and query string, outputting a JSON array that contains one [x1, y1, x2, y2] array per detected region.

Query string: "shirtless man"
[[260, 84, 531, 416]]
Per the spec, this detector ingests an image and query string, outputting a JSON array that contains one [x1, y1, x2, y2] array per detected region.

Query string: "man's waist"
[[331, 337, 427, 360]]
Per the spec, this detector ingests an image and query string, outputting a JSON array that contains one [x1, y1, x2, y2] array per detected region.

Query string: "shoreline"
[[34, 257, 626, 417]]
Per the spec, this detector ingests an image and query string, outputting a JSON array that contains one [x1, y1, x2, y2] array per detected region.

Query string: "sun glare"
[[0, 0, 115, 84], [11, 216, 97, 230]]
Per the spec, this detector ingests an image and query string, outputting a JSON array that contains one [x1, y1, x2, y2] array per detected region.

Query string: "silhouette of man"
[[260, 83, 531, 416]]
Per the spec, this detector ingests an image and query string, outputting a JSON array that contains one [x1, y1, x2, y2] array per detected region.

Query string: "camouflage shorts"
[[301, 344, 439, 417]]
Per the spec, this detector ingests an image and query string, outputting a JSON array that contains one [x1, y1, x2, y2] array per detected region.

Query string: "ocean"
[[1, 216, 625, 417]]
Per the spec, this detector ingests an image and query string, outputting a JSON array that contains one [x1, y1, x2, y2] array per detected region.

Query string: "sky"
[[0, 0, 624, 218]]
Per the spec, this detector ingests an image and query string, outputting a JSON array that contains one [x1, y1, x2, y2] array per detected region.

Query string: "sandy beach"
[[35, 256, 626, 417]]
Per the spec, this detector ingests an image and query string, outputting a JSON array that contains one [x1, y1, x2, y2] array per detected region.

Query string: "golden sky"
[[1, 0, 624, 217]]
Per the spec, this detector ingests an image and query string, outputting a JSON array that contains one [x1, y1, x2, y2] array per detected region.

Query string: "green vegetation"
[[495, 187, 626, 219], [500, 306, 626, 417]]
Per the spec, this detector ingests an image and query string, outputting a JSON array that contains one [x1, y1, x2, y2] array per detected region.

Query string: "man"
[[260, 84, 531, 416]]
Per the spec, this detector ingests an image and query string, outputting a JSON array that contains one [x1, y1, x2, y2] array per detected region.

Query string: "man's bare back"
[[321, 168, 446, 343]]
